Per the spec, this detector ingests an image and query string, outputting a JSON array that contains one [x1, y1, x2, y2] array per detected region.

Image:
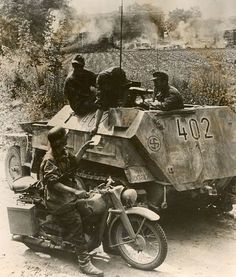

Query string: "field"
[[62, 48, 236, 109], [65, 48, 236, 97]]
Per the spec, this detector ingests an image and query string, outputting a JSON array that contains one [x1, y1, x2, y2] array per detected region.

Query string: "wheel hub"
[[134, 234, 146, 252]]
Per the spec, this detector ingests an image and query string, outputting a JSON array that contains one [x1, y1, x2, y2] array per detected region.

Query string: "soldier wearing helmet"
[[64, 54, 97, 115], [40, 126, 103, 276], [150, 71, 184, 111], [91, 67, 130, 135]]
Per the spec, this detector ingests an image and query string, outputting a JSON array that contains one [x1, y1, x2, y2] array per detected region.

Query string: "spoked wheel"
[[113, 215, 167, 270], [5, 146, 23, 188]]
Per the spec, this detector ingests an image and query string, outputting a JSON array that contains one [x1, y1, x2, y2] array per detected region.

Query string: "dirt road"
[[0, 153, 236, 277]]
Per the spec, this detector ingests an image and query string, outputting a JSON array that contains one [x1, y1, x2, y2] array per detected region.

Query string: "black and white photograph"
[[0, 0, 236, 276]]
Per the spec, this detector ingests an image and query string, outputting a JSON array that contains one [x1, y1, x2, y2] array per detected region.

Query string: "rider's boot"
[[78, 252, 104, 276]]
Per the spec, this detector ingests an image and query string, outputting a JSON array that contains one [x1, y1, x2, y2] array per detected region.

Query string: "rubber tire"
[[5, 146, 23, 189], [113, 215, 167, 271]]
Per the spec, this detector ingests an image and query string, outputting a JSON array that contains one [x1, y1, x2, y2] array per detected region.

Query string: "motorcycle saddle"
[[12, 176, 38, 192]]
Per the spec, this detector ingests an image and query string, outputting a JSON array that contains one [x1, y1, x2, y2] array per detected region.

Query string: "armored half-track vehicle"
[[5, 103, 236, 212]]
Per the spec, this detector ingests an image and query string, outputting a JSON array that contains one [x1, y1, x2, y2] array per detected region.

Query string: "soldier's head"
[[48, 126, 68, 151], [72, 54, 85, 70], [151, 71, 169, 91], [112, 67, 129, 88]]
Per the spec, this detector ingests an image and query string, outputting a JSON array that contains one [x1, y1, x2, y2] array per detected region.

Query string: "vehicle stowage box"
[[7, 203, 39, 236]]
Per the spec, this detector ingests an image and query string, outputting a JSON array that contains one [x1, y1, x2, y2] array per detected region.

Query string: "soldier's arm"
[[91, 80, 105, 134], [43, 160, 76, 193], [43, 159, 86, 196], [64, 79, 74, 98], [64, 80, 78, 104], [157, 93, 178, 111], [91, 109, 103, 135]]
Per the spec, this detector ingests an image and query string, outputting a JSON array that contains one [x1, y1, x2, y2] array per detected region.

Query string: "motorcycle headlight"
[[121, 189, 138, 205]]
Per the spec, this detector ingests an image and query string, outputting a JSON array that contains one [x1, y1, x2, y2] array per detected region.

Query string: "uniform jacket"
[[40, 149, 78, 213], [155, 85, 184, 111], [64, 69, 97, 113]]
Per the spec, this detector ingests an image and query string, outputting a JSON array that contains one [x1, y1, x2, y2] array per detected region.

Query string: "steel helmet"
[[48, 126, 68, 146]]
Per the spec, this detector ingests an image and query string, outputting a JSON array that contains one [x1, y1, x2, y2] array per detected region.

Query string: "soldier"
[[40, 126, 103, 276], [150, 71, 184, 111], [64, 54, 97, 115], [91, 67, 130, 135]]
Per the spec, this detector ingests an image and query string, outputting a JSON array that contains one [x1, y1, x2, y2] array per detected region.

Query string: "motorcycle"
[[7, 176, 167, 271]]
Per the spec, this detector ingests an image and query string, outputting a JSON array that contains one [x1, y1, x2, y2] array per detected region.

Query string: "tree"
[[0, 0, 74, 119], [0, 0, 70, 49]]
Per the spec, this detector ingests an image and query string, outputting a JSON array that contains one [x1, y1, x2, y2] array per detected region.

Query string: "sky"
[[70, 0, 236, 19]]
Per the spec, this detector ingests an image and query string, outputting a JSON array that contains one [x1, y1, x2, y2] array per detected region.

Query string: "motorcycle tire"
[[113, 214, 167, 271]]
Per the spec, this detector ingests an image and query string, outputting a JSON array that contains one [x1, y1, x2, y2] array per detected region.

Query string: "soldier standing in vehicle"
[[91, 66, 130, 135], [64, 54, 97, 115], [40, 126, 103, 276], [150, 71, 184, 111]]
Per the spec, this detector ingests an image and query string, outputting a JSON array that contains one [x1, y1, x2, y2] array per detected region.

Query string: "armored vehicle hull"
[[5, 105, 236, 212]]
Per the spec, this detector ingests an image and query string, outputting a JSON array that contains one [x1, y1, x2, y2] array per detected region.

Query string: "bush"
[[171, 52, 232, 107], [0, 15, 69, 121], [0, 48, 67, 121]]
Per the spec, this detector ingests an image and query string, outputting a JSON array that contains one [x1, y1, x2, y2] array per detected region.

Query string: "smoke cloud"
[[67, 0, 236, 49], [70, 0, 236, 19]]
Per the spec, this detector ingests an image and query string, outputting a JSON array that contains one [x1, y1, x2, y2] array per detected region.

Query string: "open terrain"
[[65, 48, 236, 87]]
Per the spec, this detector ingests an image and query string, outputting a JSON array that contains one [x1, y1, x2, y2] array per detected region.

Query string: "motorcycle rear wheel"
[[113, 215, 167, 270]]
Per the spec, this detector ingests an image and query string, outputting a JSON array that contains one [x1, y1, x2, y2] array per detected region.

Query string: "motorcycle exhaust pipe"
[[12, 235, 67, 252], [12, 235, 25, 242]]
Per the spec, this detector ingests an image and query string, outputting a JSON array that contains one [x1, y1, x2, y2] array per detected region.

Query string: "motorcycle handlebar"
[[88, 177, 115, 195], [106, 176, 115, 186]]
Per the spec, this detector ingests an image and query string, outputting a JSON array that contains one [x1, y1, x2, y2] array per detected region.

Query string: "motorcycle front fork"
[[108, 192, 146, 248]]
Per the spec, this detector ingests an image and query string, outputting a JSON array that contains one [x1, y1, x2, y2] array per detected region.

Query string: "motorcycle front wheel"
[[113, 215, 167, 271]]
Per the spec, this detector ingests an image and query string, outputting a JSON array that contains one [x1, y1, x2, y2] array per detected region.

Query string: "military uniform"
[[96, 67, 128, 110], [40, 149, 88, 256], [154, 85, 184, 111], [64, 69, 97, 115]]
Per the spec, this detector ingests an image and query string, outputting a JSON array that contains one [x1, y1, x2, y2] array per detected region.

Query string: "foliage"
[[169, 51, 231, 106], [0, 0, 72, 122], [0, 0, 67, 48]]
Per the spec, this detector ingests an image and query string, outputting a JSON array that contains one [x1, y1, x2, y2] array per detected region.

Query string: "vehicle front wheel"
[[5, 146, 23, 188], [113, 215, 167, 270]]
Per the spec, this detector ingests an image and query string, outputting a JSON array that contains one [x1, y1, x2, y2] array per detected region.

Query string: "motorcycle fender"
[[126, 206, 160, 221], [107, 207, 159, 248]]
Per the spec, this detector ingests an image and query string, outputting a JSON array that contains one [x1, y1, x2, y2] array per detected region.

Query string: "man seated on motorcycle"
[[39, 126, 104, 276]]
